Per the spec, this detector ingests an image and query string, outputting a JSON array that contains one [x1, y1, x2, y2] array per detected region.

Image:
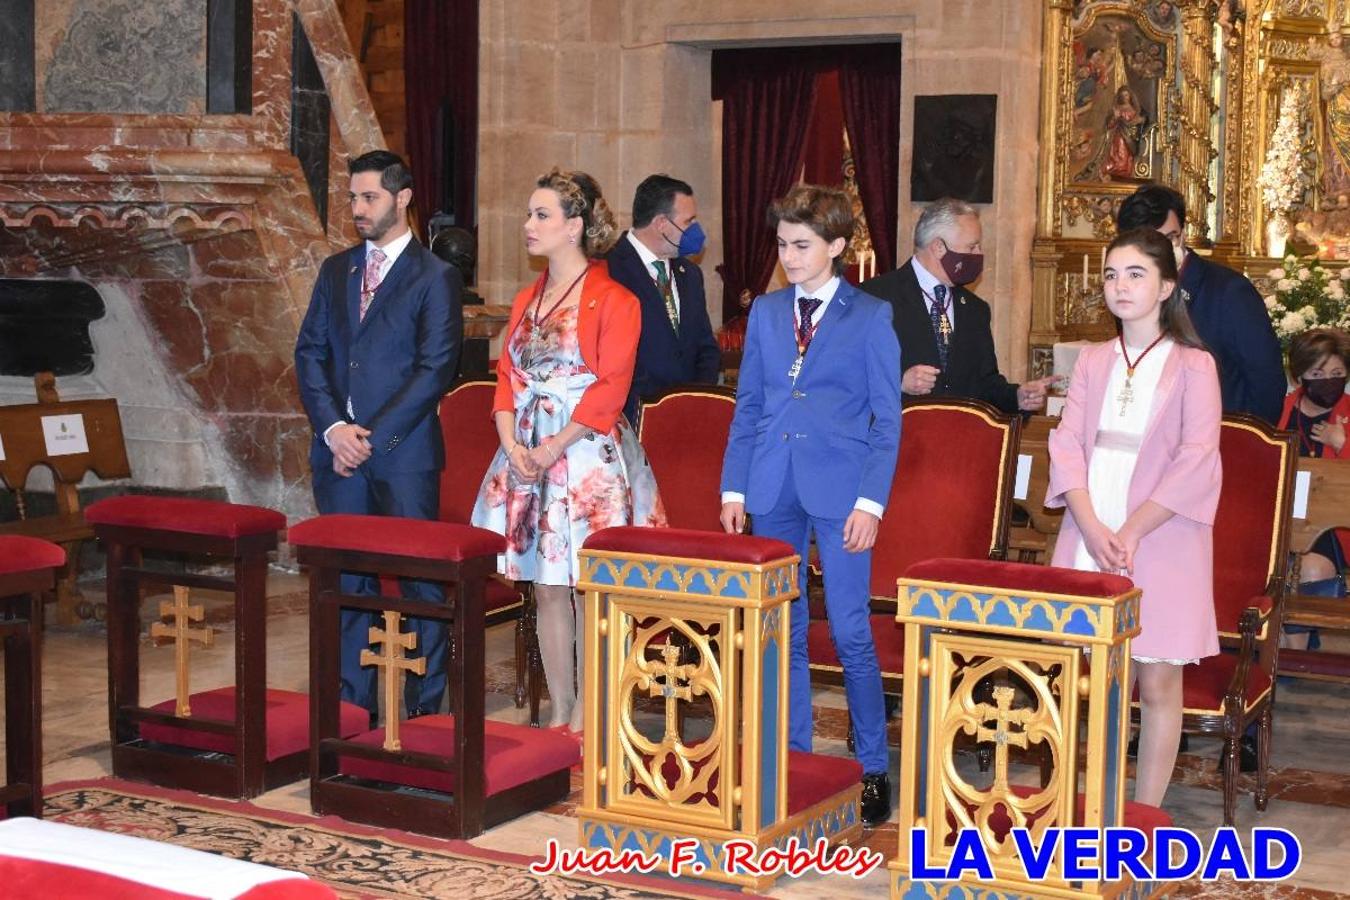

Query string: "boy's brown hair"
[[767, 185, 856, 274]]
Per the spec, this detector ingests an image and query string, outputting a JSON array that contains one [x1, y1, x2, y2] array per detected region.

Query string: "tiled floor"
[[10, 574, 1350, 898]]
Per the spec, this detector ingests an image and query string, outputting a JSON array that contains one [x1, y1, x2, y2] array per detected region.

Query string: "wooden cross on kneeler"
[[974, 685, 1033, 793], [149, 586, 215, 717], [647, 640, 696, 745], [361, 610, 426, 752]]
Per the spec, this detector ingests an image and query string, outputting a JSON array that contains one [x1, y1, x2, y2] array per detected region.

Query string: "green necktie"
[[652, 260, 680, 333]]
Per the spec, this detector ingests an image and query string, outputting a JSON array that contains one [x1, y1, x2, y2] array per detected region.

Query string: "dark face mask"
[[938, 239, 984, 286], [1302, 375, 1348, 409]]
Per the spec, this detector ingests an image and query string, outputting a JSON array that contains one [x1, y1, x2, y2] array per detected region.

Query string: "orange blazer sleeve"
[[572, 273, 640, 434], [492, 284, 533, 417]]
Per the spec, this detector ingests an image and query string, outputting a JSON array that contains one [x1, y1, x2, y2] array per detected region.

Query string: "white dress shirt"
[[324, 228, 418, 442], [626, 230, 682, 310], [722, 275, 885, 519]]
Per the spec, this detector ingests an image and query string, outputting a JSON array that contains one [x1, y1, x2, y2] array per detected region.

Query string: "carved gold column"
[[1179, 1, 1219, 246], [1030, 0, 1075, 374]]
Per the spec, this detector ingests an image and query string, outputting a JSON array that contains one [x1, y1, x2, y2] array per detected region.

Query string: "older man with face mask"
[[860, 197, 1059, 413]]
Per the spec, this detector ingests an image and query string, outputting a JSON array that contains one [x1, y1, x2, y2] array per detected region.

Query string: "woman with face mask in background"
[[1277, 327, 1350, 651]]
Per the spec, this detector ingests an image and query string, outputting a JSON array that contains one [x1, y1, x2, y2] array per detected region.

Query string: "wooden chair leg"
[[525, 584, 542, 727], [1255, 707, 1273, 811], [1220, 730, 1239, 826], [513, 609, 527, 709]]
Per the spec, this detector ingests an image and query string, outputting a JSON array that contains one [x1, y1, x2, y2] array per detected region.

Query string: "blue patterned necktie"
[[930, 284, 952, 370], [796, 297, 822, 354]]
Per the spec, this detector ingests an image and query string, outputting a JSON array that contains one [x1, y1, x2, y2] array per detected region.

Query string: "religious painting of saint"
[[1145, 0, 1178, 30], [1317, 31, 1350, 202], [1068, 14, 1168, 186]]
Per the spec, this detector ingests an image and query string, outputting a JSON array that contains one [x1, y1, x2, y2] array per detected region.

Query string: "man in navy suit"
[[720, 185, 901, 827], [295, 150, 463, 721], [606, 175, 722, 424], [1117, 184, 1285, 424]]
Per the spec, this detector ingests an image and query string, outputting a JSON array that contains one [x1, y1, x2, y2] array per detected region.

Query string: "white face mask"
[[1172, 241, 1186, 271]]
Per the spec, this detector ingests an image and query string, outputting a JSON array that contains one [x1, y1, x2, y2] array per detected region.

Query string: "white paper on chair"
[[1045, 396, 1066, 417], [1014, 454, 1033, 501], [41, 414, 89, 456], [0, 432, 6, 461], [1293, 469, 1311, 519]]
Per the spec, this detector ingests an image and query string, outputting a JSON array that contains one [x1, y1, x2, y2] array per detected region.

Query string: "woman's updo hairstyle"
[[536, 167, 618, 257]]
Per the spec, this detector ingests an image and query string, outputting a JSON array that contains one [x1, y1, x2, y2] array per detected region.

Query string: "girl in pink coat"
[[1047, 227, 1222, 807]]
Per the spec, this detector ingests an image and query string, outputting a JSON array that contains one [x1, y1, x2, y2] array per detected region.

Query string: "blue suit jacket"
[[1180, 254, 1285, 425], [606, 234, 722, 423], [720, 281, 902, 519], [295, 239, 464, 473]]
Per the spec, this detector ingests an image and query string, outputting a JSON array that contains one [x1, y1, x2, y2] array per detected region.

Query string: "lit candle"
[[1082, 253, 1089, 281], [1100, 246, 1106, 271]]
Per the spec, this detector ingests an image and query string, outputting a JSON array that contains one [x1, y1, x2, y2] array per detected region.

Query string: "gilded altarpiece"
[[1031, 0, 1350, 377]]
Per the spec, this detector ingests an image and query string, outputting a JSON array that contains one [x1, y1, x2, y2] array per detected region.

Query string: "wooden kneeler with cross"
[[149, 586, 215, 718], [360, 610, 426, 751]]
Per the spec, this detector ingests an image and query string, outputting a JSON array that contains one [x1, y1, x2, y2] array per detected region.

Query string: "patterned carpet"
[[42, 779, 761, 900]]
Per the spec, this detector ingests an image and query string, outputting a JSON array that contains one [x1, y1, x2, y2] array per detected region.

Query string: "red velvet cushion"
[[905, 558, 1135, 599], [338, 715, 579, 795], [638, 391, 736, 532], [1212, 425, 1286, 633], [787, 750, 863, 815], [584, 526, 795, 565], [0, 535, 66, 575], [437, 382, 499, 524], [85, 496, 285, 539], [288, 515, 505, 562], [379, 572, 520, 614], [0, 857, 334, 900], [980, 785, 1172, 837], [140, 688, 368, 761], [870, 404, 1013, 596], [807, 616, 906, 678], [1180, 653, 1273, 714]]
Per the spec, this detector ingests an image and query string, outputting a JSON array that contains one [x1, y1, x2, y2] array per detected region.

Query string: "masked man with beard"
[[861, 198, 1058, 413], [295, 150, 463, 723]]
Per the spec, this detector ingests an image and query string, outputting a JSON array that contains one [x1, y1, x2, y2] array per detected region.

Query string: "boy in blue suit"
[[720, 185, 901, 827]]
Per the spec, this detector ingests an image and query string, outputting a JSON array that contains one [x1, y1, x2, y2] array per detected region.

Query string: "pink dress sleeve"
[[1046, 348, 1094, 509], [1148, 348, 1223, 525]]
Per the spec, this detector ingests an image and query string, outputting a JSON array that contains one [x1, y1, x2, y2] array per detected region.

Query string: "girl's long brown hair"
[[1106, 227, 1208, 350]]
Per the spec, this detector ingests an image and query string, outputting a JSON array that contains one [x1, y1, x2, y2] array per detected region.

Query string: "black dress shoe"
[[860, 772, 891, 828]]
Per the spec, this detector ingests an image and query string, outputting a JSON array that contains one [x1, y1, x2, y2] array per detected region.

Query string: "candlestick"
[[1100, 246, 1106, 271], [1082, 253, 1089, 281]]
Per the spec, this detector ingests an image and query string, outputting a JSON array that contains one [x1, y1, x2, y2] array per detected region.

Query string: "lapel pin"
[[588, 299, 596, 309], [349, 266, 358, 274]]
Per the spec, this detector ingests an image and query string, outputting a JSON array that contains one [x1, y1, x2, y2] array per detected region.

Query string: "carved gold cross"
[[149, 585, 214, 717], [938, 312, 952, 343], [360, 610, 426, 751], [647, 640, 695, 744], [974, 685, 1033, 792]]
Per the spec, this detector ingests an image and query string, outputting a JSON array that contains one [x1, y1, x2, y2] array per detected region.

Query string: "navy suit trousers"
[[313, 465, 445, 719]]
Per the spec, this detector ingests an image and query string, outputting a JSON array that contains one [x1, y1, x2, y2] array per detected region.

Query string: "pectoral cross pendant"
[[938, 314, 952, 343], [1116, 369, 1135, 416], [787, 355, 803, 380]]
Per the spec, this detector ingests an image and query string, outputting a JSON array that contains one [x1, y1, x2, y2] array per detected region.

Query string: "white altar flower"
[[1282, 311, 1308, 333], [1269, 267, 1287, 280], [1258, 86, 1312, 215], [1340, 267, 1350, 281], [1264, 295, 1278, 309], [1263, 254, 1349, 348], [1298, 267, 1312, 281], [1277, 278, 1294, 291]]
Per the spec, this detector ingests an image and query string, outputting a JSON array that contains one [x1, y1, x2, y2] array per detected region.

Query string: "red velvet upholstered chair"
[[432, 379, 540, 720], [807, 399, 1020, 725], [0, 536, 65, 818], [636, 385, 737, 532], [1175, 415, 1296, 826]]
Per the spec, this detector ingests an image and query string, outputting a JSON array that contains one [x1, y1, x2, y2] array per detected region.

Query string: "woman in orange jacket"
[[472, 169, 666, 735]]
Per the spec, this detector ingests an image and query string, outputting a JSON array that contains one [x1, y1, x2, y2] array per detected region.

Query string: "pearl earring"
[[569, 235, 576, 244]]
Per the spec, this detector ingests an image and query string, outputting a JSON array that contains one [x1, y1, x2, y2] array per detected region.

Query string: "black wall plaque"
[[0, 280, 105, 377], [911, 94, 997, 204]]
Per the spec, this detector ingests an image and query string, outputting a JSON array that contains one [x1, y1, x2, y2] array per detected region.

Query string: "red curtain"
[[712, 49, 819, 322], [839, 44, 902, 274], [404, 0, 478, 234]]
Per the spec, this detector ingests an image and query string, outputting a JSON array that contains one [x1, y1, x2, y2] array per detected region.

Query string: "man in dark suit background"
[[860, 198, 1059, 413], [295, 150, 463, 721], [606, 174, 722, 424], [1117, 183, 1285, 424]]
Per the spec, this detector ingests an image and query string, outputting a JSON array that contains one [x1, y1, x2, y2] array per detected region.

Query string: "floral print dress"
[[471, 304, 666, 586]]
